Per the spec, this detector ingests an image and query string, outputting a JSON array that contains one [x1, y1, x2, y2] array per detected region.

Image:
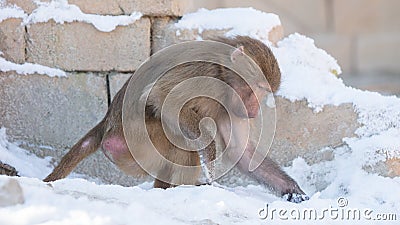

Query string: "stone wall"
[[0, 0, 394, 186], [0, 0, 196, 185]]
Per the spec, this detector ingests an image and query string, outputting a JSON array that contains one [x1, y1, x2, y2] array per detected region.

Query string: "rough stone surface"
[[0, 71, 148, 186], [0, 18, 25, 64], [3, 0, 39, 14], [26, 19, 151, 72], [68, 0, 192, 16], [269, 97, 359, 165], [386, 158, 400, 177], [364, 157, 400, 179], [5, 0, 191, 16], [109, 73, 132, 99], [0, 161, 19, 176], [0, 72, 107, 148], [0, 178, 24, 207]]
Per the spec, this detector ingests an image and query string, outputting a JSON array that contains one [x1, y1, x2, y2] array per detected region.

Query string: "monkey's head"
[[226, 75, 270, 119], [220, 36, 280, 119], [216, 36, 282, 93]]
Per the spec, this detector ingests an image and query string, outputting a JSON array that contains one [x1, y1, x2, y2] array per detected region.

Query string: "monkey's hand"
[[283, 193, 310, 203]]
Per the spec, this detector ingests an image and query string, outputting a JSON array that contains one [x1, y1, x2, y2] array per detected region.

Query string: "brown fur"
[[44, 36, 306, 201]]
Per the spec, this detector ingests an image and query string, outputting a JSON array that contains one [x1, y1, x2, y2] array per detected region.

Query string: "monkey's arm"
[[217, 116, 307, 202]]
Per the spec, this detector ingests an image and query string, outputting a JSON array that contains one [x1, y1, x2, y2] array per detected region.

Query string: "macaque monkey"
[[44, 36, 307, 202]]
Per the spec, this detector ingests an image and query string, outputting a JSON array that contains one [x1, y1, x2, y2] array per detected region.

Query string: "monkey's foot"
[[283, 193, 309, 203]]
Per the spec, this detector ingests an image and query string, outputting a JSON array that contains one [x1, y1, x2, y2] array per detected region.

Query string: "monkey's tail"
[[43, 120, 106, 182]]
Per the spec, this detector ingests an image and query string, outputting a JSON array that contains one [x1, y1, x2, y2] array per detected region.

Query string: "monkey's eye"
[[257, 82, 271, 92]]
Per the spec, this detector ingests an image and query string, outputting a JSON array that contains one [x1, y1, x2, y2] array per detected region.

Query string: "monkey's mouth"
[[247, 110, 258, 118]]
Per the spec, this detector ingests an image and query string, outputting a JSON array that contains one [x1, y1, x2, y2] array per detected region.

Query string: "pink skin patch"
[[81, 139, 91, 148], [102, 136, 129, 159]]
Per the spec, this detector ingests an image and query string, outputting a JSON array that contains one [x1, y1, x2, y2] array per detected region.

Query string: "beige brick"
[[67, 0, 123, 15], [152, 17, 177, 54], [357, 33, 400, 74], [4, 0, 39, 14], [0, 72, 107, 148], [152, 17, 284, 53], [26, 19, 150, 72], [264, 97, 359, 166], [334, 0, 400, 34], [0, 18, 25, 64], [310, 34, 353, 74], [109, 73, 132, 99], [68, 0, 192, 16], [5, 0, 191, 16], [0, 71, 150, 186]]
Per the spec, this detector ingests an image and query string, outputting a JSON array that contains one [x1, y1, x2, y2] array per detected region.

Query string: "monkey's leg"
[[154, 179, 173, 189], [43, 121, 105, 182], [154, 146, 201, 188]]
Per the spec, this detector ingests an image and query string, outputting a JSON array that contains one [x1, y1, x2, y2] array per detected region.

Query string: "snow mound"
[[175, 8, 281, 43], [273, 33, 400, 139]]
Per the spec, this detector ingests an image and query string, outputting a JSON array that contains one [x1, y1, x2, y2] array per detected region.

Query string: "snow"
[[25, 0, 142, 32], [175, 8, 281, 44], [0, 0, 142, 32], [0, 55, 67, 77], [0, 128, 52, 178], [0, 4, 26, 22], [1, 6, 400, 225]]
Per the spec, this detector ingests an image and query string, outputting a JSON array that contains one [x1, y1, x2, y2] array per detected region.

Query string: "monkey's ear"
[[230, 46, 245, 62]]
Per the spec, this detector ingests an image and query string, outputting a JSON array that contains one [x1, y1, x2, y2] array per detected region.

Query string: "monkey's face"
[[230, 80, 270, 119]]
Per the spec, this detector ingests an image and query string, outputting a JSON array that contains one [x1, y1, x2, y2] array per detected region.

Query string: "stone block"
[[68, 0, 192, 16], [26, 19, 151, 72], [0, 71, 144, 186], [3, 0, 39, 14], [268, 97, 359, 166], [152, 17, 284, 54], [0, 18, 25, 64], [109, 73, 132, 99], [0, 72, 107, 148], [5, 0, 191, 16], [334, 0, 400, 34], [357, 33, 400, 74]]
